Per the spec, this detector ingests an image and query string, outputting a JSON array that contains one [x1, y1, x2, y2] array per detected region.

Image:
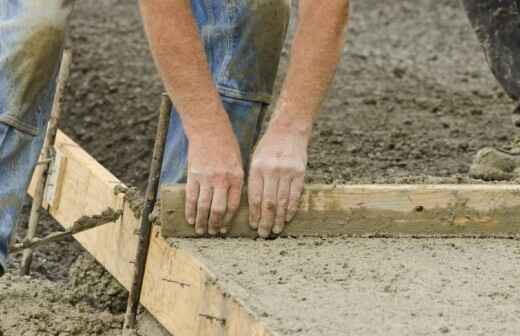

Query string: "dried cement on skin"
[[173, 238, 520, 336]]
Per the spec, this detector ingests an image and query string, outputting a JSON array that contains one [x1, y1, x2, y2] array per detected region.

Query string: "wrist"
[[267, 113, 313, 142], [182, 105, 235, 144]]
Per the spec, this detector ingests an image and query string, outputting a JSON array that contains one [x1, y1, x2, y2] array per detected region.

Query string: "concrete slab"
[[172, 238, 520, 336]]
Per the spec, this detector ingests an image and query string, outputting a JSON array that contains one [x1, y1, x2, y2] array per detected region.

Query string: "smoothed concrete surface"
[[172, 238, 520, 336]]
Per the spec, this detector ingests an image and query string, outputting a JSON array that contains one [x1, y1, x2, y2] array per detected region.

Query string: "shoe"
[[469, 147, 520, 181]]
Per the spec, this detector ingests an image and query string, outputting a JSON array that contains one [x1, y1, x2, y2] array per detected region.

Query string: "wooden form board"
[[161, 183, 520, 238], [28, 131, 275, 336]]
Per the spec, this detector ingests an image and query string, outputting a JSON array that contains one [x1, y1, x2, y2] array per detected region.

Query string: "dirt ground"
[[1, 0, 519, 335]]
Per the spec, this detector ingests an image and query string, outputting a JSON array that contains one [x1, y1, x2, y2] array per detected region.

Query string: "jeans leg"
[[0, 113, 48, 276], [462, 0, 520, 100], [160, 96, 266, 185], [0, 0, 72, 275]]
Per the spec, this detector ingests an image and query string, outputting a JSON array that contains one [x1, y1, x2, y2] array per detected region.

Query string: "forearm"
[[269, 0, 349, 138], [139, 0, 232, 140]]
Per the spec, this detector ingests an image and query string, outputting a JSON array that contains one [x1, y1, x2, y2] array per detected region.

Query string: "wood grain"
[[160, 184, 520, 238]]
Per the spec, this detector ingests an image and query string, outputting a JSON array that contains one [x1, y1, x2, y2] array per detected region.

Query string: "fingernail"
[[272, 225, 283, 234], [258, 228, 270, 238], [188, 217, 195, 225], [196, 228, 205, 235], [220, 227, 228, 235], [249, 217, 258, 229], [208, 228, 217, 236]]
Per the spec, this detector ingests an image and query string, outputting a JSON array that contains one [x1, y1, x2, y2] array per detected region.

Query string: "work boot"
[[469, 147, 520, 181]]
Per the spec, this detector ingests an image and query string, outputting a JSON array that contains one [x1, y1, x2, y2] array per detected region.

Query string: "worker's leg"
[[161, 0, 290, 184], [0, 0, 73, 276], [462, 0, 520, 123]]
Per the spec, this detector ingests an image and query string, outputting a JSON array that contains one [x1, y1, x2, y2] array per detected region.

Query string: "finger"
[[273, 176, 291, 234], [195, 186, 213, 235], [222, 181, 243, 234], [208, 186, 228, 236], [259, 177, 278, 238], [248, 169, 263, 230], [286, 177, 304, 223], [185, 178, 200, 226]]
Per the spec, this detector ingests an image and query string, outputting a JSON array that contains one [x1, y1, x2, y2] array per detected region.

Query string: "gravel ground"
[[2, 1, 519, 335]]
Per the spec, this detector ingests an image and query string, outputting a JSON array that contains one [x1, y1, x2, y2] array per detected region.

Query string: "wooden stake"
[[20, 51, 72, 275]]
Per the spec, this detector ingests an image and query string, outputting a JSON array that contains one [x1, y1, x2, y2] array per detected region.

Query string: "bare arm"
[[249, 0, 350, 237], [140, 0, 244, 235]]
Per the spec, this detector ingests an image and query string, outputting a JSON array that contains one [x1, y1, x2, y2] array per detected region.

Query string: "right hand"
[[185, 128, 244, 236]]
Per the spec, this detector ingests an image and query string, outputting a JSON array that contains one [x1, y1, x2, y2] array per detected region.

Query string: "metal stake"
[[123, 94, 172, 334], [20, 50, 72, 275]]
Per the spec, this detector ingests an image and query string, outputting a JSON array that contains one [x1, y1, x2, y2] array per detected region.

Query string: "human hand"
[[248, 127, 308, 238], [185, 128, 244, 236]]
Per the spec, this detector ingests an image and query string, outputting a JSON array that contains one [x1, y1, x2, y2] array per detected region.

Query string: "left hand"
[[248, 127, 309, 238]]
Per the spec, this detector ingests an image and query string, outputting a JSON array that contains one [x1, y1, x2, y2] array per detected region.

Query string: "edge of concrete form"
[[28, 130, 279, 336], [161, 183, 520, 238]]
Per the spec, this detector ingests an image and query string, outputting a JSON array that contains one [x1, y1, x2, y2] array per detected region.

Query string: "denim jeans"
[[0, 0, 289, 275]]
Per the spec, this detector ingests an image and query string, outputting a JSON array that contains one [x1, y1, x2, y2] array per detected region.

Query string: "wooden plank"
[[160, 183, 520, 238], [28, 130, 277, 336]]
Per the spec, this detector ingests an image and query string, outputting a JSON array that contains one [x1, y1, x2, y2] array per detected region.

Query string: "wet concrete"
[[176, 238, 520, 336]]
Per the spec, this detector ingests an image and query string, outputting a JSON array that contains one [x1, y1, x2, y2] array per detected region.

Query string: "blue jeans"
[[0, 0, 289, 275]]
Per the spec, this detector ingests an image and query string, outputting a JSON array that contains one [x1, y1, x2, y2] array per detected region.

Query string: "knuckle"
[[264, 200, 276, 211], [278, 164, 294, 174], [294, 168, 305, 176], [187, 194, 199, 203], [210, 173, 226, 185], [229, 169, 244, 180], [278, 199, 289, 209], [198, 204, 210, 212], [250, 196, 262, 207], [227, 203, 239, 213], [256, 162, 273, 173], [211, 207, 225, 216]]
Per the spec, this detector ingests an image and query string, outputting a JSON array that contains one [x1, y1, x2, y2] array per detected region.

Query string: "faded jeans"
[[0, 0, 290, 275]]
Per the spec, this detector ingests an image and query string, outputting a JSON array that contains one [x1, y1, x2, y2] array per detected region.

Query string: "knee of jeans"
[[215, 0, 290, 100], [0, 4, 65, 135]]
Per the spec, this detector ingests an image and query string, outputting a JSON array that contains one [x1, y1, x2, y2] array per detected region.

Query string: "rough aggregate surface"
[[2, 0, 520, 335]]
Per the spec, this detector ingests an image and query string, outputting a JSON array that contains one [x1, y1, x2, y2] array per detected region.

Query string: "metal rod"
[[123, 94, 172, 334], [20, 50, 72, 275], [10, 208, 121, 254]]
